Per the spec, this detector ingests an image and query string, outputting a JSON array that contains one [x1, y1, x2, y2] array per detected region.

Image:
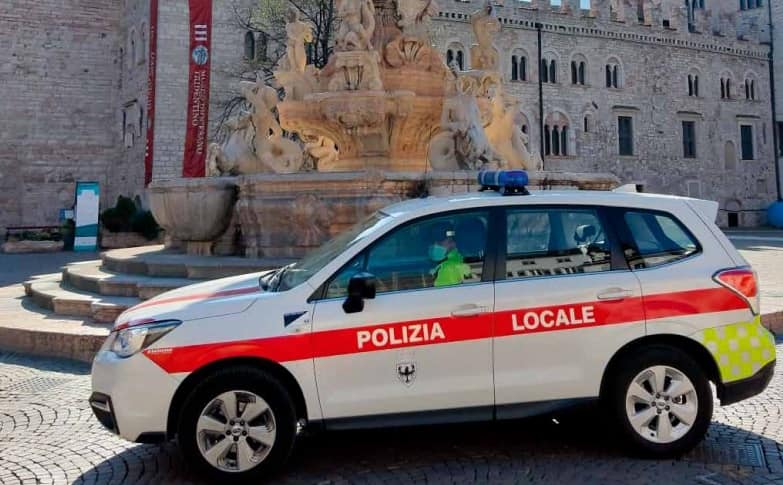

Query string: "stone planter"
[[99, 230, 159, 249], [1, 240, 64, 254], [235, 170, 620, 258], [148, 177, 238, 255]]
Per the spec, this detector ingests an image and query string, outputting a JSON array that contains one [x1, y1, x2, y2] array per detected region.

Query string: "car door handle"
[[451, 304, 489, 317], [596, 288, 634, 301]]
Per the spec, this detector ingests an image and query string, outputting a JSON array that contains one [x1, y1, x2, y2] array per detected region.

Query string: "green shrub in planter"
[[61, 218, 75, 250], [115, 195, 137, 220], [101, 207, 127, 232], [130, 210, 160, 240]]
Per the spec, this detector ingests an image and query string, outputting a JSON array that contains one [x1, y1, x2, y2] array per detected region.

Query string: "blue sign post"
[[74, 181, 100, 252]]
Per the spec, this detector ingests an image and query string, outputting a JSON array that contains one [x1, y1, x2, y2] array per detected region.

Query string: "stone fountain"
[[149, 0, 618, 258]]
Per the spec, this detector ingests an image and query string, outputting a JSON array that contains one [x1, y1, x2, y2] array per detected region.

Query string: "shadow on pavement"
[[74, 402, 783, 484], [0, 251, 99, 286]]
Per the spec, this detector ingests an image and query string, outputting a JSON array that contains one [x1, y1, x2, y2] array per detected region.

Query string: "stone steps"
[[18, 247, 292, 325], [101, 245, 292, 279], [24, 276, 139, 324], [63, 260, 196, 300]]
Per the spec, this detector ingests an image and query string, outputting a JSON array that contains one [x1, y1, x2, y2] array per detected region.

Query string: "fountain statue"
[[149, 0, 618, 258]]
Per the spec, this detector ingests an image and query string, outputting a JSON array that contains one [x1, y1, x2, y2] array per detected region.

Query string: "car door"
[[611, 207, 732, 335], [492, 205, 645, 416], [310, 209, 497, 425]]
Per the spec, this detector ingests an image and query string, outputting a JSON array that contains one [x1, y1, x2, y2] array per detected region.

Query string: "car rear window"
[[622, 210, 700, 269]]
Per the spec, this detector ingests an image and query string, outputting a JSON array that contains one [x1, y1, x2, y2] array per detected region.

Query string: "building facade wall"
[[433, 0, 776, 226], [0, 0, 122, 235], [150, 0, 256, 181], [114, 0, 151, 207]]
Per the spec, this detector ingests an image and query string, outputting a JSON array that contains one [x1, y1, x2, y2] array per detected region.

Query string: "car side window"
[[325, 211, 489, 298], [505, 207, 612, 279], [621, 210, 700, 269]]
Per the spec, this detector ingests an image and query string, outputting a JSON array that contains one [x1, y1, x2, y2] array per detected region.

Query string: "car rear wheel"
[[610, 346, 712, 457], [177, 366, 297, 482]]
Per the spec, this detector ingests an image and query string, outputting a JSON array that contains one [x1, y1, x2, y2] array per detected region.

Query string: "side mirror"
[[343, 272, 377, 314]]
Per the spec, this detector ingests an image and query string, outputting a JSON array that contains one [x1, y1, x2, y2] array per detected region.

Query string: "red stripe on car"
[[143, 286, 749, 374]]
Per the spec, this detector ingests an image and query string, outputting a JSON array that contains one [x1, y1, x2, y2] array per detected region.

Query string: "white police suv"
[[91, 171, 775, 481]]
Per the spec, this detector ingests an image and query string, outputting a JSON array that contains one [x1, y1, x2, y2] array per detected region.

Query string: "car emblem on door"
[[396, 361, 416, 386]]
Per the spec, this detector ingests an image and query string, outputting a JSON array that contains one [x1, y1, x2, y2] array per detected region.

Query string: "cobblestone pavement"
[[0, 346, 782, 485]]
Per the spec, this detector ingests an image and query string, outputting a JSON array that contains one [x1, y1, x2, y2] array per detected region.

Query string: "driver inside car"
[[427, 222, 472, 287]]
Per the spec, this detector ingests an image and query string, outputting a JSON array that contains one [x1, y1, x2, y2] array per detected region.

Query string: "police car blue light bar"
[[478, 170, 530, 195]]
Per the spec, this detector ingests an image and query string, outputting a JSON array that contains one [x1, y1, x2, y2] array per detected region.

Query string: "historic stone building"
[[431, 0, 778, 226], [1, 0, 779, 235]]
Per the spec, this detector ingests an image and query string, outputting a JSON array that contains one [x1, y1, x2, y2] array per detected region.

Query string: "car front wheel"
[[610, 346, 713, 457], [177, 366, 297, 482]]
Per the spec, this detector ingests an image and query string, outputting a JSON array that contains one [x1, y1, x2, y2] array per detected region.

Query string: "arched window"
[[544, 113, 570, 156], [512, 55, 519, 81], [244, 31, 255, 60], [745, 76, 757, 100], [571, 61, 586, 85], [519, 56, 527, 81], [446, 44, 466, 70], [542, 55, 557, 83], [688, 74, 699, 96], [726, 78, 732, 99], [544, 125, 551, 155], [605, 59, 622, 89]]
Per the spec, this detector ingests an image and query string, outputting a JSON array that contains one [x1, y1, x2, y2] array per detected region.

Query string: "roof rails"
[[478, 170, 530, 196]]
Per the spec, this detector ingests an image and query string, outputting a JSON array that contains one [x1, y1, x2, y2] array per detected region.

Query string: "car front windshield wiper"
[[269, 263, 296, 292]]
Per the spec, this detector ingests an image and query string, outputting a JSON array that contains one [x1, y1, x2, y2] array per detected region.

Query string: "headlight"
[[111, 320, 181, 358]]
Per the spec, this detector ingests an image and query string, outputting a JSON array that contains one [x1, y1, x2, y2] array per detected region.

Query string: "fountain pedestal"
[[234, 170, 619, 258]]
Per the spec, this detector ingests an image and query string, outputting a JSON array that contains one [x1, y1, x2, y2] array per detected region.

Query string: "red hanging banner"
[[143, 0, 158, 186], [182, 0, 213, 178]]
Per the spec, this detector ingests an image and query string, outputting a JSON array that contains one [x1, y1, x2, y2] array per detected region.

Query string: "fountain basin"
[[235, 170, 620, 258], [148, 177, 237, 255]]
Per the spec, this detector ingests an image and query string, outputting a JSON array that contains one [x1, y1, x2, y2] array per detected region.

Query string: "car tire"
[[608, 345, 712, 458], [177, 366, 297, 482]]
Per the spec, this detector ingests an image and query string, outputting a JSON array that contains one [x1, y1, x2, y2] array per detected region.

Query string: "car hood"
[[114, 271, 274, 330]]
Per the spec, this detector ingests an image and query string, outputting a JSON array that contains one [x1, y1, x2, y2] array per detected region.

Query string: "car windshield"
[[268, 212, 393, 292]]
